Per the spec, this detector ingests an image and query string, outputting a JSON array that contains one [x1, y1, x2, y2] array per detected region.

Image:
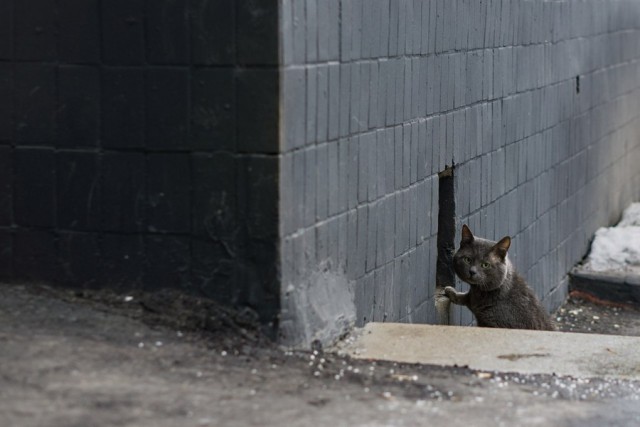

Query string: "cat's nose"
[[469, 267, 477, 277]]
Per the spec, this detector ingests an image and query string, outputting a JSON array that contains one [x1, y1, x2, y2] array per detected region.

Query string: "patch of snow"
[[618, 203, 640, 227], [583, 203, 640, 273]]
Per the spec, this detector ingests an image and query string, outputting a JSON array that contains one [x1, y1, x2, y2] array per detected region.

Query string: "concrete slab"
[[339, 323, 640, 379]]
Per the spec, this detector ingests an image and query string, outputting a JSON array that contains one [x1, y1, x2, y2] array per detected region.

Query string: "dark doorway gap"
[[436, 166, 456, 324]]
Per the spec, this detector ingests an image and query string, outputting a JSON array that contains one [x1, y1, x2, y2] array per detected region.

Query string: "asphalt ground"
[[1, 283, 639, 427]]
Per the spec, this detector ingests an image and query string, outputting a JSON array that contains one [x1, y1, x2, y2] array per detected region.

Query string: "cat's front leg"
[[444, 286, 470, 306]]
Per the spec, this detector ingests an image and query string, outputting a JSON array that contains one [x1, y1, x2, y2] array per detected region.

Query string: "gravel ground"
[[555, 291, 640, 336], [1, 283, 640, 427]]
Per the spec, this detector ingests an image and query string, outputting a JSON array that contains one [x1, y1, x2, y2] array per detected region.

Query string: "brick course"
[[4, 0, 640, 347], [0, 0, 281, 335], [279, 0, 640, 345]]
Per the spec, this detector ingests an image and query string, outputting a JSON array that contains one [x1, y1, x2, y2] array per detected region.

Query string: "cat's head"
[[452, 224, 511, 291]]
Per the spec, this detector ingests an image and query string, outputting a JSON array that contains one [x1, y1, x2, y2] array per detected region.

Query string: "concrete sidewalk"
[[339, 323, 640, 379]]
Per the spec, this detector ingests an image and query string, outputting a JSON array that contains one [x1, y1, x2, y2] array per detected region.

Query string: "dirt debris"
[[554, 291, 640, 336]]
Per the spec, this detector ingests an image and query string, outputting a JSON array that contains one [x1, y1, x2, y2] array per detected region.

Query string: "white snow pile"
[[583, 203, 640, 274]]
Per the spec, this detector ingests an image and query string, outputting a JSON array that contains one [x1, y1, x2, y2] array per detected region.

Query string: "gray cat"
[[444, 225, 555, 331]]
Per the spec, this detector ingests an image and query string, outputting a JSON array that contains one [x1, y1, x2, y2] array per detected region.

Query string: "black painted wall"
[[0, 0, 281, 332]]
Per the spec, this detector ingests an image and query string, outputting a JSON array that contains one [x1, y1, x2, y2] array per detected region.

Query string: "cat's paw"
[[444, 286, 457, 299]]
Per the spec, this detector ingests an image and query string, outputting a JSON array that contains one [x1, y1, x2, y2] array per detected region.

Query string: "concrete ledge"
[[570, 270, 640, 306], [338, 323, 640, 379]]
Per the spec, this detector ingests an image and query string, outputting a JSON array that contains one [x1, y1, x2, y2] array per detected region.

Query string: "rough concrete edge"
[[279, 262, 357, 350]]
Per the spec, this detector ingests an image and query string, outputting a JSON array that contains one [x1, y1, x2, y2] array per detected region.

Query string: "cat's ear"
[[461, 224, 474, 244], [492, 236, 511, 259]]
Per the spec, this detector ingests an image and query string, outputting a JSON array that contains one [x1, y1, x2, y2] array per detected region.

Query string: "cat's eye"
[[462, 256, 472, 264], [481, 262, 491, 269]]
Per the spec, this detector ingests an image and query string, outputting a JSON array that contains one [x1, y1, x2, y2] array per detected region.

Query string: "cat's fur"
[[444, 225, 555, 331]]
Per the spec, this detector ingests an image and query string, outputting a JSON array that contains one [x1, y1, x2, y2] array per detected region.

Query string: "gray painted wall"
[[278, 0, 640, 346]]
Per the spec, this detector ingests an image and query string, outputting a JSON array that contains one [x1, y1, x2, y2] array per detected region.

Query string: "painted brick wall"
[[4, 0, 640, 348], [0, 0, 282, 334], [279, 0, 640, 346]]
